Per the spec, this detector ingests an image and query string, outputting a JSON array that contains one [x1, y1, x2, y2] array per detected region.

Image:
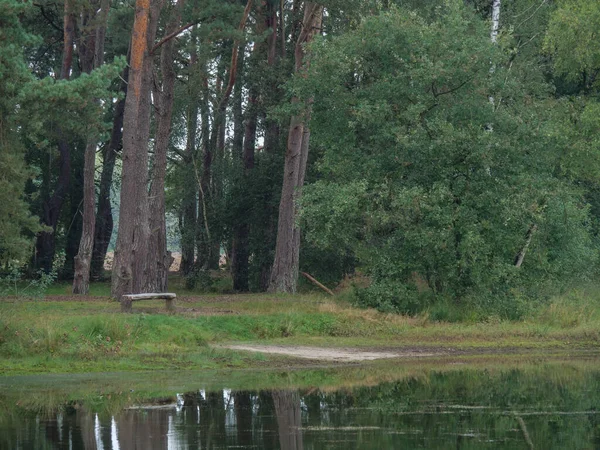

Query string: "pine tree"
[[0, 0, 43, 265]]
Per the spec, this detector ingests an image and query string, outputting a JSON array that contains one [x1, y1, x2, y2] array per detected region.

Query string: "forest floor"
[[1, 282, 600, 375]]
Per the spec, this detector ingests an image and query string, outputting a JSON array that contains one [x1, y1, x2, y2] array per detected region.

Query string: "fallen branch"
[[301, 272, 334, 296], [514, 223, 537, 268]]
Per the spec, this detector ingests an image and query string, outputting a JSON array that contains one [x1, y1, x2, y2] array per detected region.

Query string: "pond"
[[1, 358, 600, 449]]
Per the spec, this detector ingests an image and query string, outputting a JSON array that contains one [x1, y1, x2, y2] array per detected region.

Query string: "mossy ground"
[[1, 279, 599, 375]]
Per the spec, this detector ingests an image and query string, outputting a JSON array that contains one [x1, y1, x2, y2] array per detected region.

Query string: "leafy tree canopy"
[[544, 0, 600, 90], [298, 2, 597, 316]]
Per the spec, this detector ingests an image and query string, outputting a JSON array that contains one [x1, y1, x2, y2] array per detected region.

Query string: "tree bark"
[[230, 45, 250, 291], [514, 224, 537, 268], [280, 0, 286, 59], [268, 3, 322, 293], [300, 272, 334, 296], [73, 0, 109, 294], [60, 1, 75, 81], [231, 83, 257, 291], [232, 2, 281, 291], [232, 47, 245, 160], [266, 0, 278, 65], [91, 62, 129, 280], [258, 1, 285, 291], [198, 57, 222, 270], [148, 0, 185, 292], [111, 0, 162, 299], [491, 0, 501, 44], [34, 0, 76, 273], [231, 3, 268, 292], [488, 0, 501, 109], [198, 1, 252, 272], [196, 70, 212, 271], [180, 45, 199, 277]]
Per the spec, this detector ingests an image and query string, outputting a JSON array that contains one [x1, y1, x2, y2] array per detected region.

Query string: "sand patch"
[[219, 344, 437, 362]]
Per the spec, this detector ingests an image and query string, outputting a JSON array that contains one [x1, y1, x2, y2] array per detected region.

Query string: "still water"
[[1, 360, 600, 449]]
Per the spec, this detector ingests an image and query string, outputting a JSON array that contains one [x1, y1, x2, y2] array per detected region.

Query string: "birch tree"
[[490, 0, 501, 43], [300, 5, 596, 314]]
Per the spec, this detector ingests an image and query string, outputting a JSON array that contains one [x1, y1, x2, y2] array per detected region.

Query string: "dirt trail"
[[219, 344, 438, 362]]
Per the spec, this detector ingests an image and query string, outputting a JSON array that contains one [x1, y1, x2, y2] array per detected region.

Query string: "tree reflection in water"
[[3, 367, 600, 449], [273, 390, 304, 450]]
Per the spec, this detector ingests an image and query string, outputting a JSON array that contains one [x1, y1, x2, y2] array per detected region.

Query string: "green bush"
[[299, 5, 599, 315]]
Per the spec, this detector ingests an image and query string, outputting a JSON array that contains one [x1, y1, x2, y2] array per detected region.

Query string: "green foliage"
[[299, 3, 598, 315], [544, 0, 600, 88], [18, 57, 126, 148], [0, 252, 63, 298], [0, 0, 43, 264], [0, 268, 57, 299], [0, 145, 43, 264]]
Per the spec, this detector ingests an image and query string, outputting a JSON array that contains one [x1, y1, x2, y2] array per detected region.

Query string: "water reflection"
[[2, 365, 600, 449]]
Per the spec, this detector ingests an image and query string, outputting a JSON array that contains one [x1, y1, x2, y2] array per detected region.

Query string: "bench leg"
[[166, 298, 176, 312], [121, 298, 133, 313]]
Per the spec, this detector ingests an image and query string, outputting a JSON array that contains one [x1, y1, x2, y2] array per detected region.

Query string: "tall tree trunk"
[[230, 41, 250, 291], [291, 0, 301, 43], [491, 0, 501, 44], [60, 1, 75, 81], [197, 50, 226, 272], [199, 76, 219, 270], [180, 45, 199, 277], [111, 0, 162, 299], [34, 0, 75, 273], [232, 48, 245, 160], [490, 0, 535, 267], [148, 0, 185, 292], [91, 62, 129, 280], [266, 0, 278, 64], [62, 169, 83, 280], [258, 0, 282, 290], [232, 1, 277, 291], [268, 3, 322, 293], [488, 0, 501, 109], [198, 1, 252, 272], [280, 0, 286, 58], [196, 71, 212, 271], [231, 83, 257, 291], [73, 0, 109, 294]]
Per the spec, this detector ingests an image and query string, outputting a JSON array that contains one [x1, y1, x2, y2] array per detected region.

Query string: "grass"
[[0, 280, 599, 376]]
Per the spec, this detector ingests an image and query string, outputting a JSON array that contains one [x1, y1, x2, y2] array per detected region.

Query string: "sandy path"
[[219, 344, 438, 362]]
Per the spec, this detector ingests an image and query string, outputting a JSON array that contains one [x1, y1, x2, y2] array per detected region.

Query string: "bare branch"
[[151, 21, 196, 55], [216, 0, 253, 112]]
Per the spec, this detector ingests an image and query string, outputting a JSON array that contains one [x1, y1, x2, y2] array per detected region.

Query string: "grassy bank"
[[1, 282, 600, 375]]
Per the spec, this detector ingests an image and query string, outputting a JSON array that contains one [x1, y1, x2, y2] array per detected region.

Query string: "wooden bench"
[[120, 293, 177, 313]]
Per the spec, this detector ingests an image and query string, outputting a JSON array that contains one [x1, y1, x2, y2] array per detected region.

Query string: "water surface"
[[2, 359, 600, 449]]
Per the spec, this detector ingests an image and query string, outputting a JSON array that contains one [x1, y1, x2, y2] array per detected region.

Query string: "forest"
[[2, 0, 600, 319]]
